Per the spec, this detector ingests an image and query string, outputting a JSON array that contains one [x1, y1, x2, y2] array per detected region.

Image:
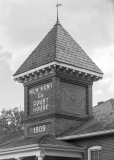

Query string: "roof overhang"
[[13, 61, 103, 82], [0, 143, 85, 159], [57, 129, 114, 140]]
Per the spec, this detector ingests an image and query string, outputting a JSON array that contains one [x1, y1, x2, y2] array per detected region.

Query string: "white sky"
[[0, 0, 114, 111]]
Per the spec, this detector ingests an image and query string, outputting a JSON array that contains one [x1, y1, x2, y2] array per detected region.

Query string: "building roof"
[[58, 99, 114, 139], [0, 99, 114, 149], [0, 130, 24, 146], [0, 133, 78, 150], [14, 21, 103, 76]]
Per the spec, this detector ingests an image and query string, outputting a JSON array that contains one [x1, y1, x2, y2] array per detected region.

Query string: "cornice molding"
[[13, 61, 103, 83]]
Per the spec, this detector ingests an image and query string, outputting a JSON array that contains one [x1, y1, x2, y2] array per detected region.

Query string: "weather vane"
[[56, 2, 62, 22]]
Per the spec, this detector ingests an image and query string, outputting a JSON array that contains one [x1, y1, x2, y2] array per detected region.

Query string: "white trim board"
[[13, 61, 103, 79], [0, 143, 84, 159], [57, 129, 114, 140]]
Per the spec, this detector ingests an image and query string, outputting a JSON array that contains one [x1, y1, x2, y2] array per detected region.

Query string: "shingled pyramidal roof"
[[14, 21, 103, 78]]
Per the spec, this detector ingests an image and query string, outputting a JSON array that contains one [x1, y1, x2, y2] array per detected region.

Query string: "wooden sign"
[[27, 121, 52, 136], [29, 82, 53, 114]]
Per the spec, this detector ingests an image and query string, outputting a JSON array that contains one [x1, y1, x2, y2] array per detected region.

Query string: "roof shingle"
[[59, 99, 114, 137], [0, 99, 114, 149], [0, 134, 76, 150], [14, 21, 103, 76]]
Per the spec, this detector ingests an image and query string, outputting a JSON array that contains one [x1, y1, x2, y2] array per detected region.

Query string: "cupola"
[[13, 20, 103, 138]]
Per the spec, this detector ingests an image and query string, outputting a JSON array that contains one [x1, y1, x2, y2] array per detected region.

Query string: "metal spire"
[[56, 2, 62, 22]]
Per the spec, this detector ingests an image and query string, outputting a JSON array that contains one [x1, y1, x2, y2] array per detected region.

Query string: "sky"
[[0, 0, 114, 111]]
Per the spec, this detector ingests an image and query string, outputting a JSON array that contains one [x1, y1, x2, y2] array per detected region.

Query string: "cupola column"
[[36, 156, 45, 160], [16, 157, 24, 160]]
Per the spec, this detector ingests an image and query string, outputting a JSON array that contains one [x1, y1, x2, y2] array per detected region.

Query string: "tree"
[[0, 107, 24, 133]]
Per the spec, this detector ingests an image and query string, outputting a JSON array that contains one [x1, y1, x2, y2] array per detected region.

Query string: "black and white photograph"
[[0, 0, 114, 160]]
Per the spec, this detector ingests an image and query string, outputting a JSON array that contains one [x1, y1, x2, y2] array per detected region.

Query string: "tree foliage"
[[0, 107, 24, 133]]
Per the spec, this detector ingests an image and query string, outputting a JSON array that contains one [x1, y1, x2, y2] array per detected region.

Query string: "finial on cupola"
[[56, 2, 62, 23]]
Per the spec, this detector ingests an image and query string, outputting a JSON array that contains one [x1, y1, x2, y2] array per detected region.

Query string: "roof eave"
[[56, 129, 114, 140], [13, 61, 103, 80], [0, 143, 85, 159]]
